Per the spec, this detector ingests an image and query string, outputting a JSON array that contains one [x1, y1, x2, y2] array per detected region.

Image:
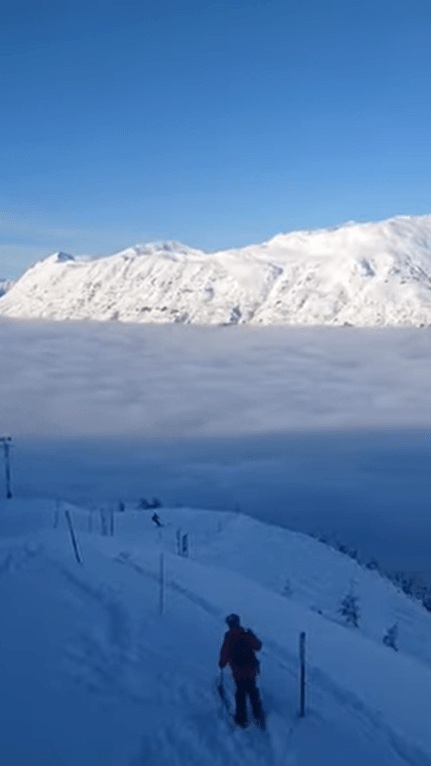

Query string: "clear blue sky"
[[2, 0, 431, 277]]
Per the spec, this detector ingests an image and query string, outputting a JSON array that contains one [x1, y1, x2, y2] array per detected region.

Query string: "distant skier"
[[218, 613, 265, 728], [152, 512, 163, 527]]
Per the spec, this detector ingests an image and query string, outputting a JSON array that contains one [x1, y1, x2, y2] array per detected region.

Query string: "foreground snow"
[[3, 214, 431, 325], [0, 499, 430, 765]]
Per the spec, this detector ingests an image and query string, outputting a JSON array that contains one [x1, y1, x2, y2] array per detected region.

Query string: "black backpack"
[[231, 633, 257, 668]]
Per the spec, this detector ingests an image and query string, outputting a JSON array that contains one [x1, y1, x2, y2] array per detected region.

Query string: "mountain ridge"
[[3, 213, 431, 325]]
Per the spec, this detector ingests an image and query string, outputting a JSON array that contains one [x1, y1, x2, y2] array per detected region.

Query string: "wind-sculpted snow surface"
[[3, 214, 431, 325]]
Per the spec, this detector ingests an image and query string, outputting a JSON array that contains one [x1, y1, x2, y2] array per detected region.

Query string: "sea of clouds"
[[2, 318, 431, 577]]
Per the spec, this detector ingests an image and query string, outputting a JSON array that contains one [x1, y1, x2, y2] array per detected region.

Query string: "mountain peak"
[[114, 241, 205, 260], [55, 251, 75, 263]]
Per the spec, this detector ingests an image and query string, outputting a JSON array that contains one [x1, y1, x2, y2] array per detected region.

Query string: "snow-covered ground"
[[3, 214, 431, 325], [1, 498, 430, 766]]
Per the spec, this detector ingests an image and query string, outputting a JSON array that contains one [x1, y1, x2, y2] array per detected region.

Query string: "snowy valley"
[[3, 214, 431, 325]]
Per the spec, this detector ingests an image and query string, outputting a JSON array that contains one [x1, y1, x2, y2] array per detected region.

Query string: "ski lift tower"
[[0, 437, 12, 498]]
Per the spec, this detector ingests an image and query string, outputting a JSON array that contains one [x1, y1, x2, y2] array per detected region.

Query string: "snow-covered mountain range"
[[3, 214, 431, 325]]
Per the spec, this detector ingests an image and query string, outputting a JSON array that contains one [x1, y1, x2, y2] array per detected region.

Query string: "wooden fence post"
[[65, 510, 82, 564], [299, 631, 306, 717], [181, 533, 189, 558], [0, 437, 12, 499], [100, 507, 107, 536], [159, 552, 164, 615]]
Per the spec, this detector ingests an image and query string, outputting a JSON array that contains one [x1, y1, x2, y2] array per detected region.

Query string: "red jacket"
[[219, 626, 262, 681]]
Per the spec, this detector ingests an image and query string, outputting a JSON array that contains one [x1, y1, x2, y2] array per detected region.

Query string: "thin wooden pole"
[[1, 437, 12, 499], [65, 510, 82, 564], [159, 552, 164, 615], [299, 631, 306, 717], [181, 533, 189, 557], [4, 441, 11, 498]]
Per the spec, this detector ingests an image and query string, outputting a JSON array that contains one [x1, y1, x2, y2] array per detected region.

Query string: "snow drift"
[[3, 214, 431, 325]]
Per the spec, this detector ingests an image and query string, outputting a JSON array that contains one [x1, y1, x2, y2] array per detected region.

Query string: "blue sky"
[[1, 0, 431, 278]]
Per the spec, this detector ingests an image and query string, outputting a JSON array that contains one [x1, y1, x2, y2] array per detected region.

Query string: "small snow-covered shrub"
[[339, 591, 360, 628], [365, 558, 379, 570], [383, 623, 399, 651]]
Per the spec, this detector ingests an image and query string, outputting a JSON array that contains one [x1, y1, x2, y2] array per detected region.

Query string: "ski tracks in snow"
[[55, 550, 280, 766], [132, 703, 276, 766], [50, 558, 149, 706], [0, 540, 45, 577]]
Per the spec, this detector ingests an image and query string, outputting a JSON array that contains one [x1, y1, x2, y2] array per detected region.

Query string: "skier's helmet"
[[226, 613, 240, 628]]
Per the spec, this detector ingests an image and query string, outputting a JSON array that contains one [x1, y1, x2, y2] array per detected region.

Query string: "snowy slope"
[[1, 499, 430, 765], [3, 215, 431, 325]]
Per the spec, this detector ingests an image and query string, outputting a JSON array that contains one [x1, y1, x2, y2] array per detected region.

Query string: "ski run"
[[1, 498, 430, 765]]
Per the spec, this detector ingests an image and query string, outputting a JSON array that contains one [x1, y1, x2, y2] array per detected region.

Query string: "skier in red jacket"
[[219, 613, 265, 728]]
